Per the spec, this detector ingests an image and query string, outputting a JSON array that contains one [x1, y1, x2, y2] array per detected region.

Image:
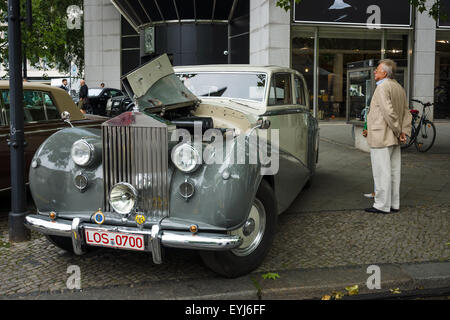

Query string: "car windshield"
[[88, 89, 103, 96], [176, 72, 267, 102]]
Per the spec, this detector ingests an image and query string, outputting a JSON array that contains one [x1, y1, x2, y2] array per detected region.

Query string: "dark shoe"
[[390, 208, 399, 213], [365, 207, 391, 214]]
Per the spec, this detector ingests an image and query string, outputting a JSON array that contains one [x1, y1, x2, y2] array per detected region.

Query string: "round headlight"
[[109, 183, 138, 215], [71, 139, 94, 167], [171, 144, 201, 173]]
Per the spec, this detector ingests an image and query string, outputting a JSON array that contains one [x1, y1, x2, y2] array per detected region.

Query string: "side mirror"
[[257, 118, 271, 130], [247, 118, 271, 138], [61, 111, 71, 120], [61, 111, 73, 128]]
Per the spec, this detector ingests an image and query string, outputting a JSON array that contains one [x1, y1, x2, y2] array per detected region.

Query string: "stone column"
[[84, 0, 121, 88], [250, 0, 291, 67], [412, 0, 436, 119]]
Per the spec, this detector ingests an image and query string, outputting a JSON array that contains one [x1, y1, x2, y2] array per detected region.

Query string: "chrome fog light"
[[171, 143, 201, 173], [71, 139, 94, 167], [74, 173, 88, 192], [109, 182, 138, 215], [179, 180, 195, 200]]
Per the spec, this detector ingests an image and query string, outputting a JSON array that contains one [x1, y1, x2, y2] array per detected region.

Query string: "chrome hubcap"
[[230, 198, 266, 257]]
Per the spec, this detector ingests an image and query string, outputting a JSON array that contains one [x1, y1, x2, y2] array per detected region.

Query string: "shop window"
[[292, 28, 410, 120], [435, 36, 450, 119], [268, 73, 292, 106], [318, 37, 381, 120]]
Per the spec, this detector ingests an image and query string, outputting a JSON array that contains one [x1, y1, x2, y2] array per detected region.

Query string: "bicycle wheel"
[[414, 120, 436, 152], [401, 125, 416, 149]]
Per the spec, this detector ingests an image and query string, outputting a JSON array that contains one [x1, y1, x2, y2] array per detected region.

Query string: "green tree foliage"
[[0, 0, 84, 78], [276, 0, 446, 21]]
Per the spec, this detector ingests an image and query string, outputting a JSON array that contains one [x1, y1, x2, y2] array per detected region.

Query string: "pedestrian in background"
[[365, 59, 412, 214], [78, 79, 90, 114], [100, 82, 105, 88], [60, 79, 69, 92]]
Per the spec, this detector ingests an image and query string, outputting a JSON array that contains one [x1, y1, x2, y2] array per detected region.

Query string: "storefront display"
[[346, 59, 407, 123], [291, 0, 411, 121], [435, 33, 450, 119]]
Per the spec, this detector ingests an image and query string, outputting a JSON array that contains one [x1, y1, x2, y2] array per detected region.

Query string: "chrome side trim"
[[160, 231, 243, 251], [24, 215, 72, 237]]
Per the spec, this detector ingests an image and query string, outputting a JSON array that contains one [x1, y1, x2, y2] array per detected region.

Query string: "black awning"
[[111, 0, 242, 31]]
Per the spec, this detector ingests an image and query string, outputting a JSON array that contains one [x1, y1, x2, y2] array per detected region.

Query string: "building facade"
[[84, 0, 450, 120]]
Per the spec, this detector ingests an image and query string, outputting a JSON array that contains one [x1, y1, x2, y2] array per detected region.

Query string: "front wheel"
[[199, 180, 277, 278], [414, 120, 436, 152]]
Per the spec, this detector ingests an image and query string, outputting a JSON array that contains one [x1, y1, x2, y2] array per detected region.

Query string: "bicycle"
[[402, 99, 436, 152]]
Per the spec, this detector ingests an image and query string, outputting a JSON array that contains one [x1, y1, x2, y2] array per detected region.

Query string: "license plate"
[[85, 229, 145, 251]]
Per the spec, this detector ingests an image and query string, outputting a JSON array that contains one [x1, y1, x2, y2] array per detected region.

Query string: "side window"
[[23, 90, 58, 122], [43, 92, 59, 120], [294, 76, 306, 106], [268, 73, 292, 106], [110, 90, 121, 97], [1, 90, 10, 125]]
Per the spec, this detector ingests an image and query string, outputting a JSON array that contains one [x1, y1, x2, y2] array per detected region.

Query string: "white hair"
[[379, 59, 397, 79]]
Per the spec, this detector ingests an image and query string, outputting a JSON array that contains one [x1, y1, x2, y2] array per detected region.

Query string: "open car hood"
[[121, 54, 199, 113]]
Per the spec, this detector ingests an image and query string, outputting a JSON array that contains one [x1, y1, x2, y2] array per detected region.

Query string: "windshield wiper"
[[201, 87, 227, 97], [229, 98, 258, 110]]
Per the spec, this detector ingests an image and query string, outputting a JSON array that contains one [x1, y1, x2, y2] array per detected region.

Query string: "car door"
[[263, 72, 312, 212]]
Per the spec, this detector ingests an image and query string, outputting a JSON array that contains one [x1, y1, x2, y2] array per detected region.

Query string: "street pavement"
[[0, 121, 449, 299]]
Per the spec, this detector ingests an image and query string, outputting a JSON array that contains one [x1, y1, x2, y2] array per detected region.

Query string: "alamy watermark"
[[66, 5, 83, 30], [366, 265, 382, 290], [66, 265, 81, 290], [170, 122, 280, 175], [366, 5, 381, 29]]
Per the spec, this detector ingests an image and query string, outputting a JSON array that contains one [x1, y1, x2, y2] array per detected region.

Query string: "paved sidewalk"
[[0, 122, 449, 299]]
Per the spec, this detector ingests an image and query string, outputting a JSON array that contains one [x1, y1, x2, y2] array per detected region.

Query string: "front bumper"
[[24, 215, 242, 264]]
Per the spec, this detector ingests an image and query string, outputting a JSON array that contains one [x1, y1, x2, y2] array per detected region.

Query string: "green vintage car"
[[25, 54, 319, 278]]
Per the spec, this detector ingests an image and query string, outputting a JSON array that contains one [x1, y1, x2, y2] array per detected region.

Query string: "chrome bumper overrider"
[[24, 215, 242, 264]]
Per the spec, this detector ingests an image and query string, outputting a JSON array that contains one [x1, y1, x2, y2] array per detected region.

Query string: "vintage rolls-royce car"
[[25, 54, 319, 278]]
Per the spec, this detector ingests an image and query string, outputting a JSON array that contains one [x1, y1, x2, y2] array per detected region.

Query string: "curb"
[[5, 261, 449, 300]]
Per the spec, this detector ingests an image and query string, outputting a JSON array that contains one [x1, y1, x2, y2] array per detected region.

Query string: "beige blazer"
[[367, 79, 412, 148]]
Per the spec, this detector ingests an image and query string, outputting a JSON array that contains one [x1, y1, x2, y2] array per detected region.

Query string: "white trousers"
[[370, 145, 401, 212]]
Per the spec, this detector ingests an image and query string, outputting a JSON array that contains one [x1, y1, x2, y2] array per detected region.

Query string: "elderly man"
[[78, 79, 89, 114], [365, 59, 412, 214]]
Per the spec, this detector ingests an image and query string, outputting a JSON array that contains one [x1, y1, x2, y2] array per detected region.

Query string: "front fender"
[[168, 134, 263, 231], [29, 127, 103, 215]]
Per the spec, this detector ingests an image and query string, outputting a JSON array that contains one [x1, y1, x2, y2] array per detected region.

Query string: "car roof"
[[173, 64, 299, 75], [0, 80, 85, 121]]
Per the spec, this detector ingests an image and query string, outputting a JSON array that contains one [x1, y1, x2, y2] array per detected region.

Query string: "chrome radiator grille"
[[102, 114, 169, 219]]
